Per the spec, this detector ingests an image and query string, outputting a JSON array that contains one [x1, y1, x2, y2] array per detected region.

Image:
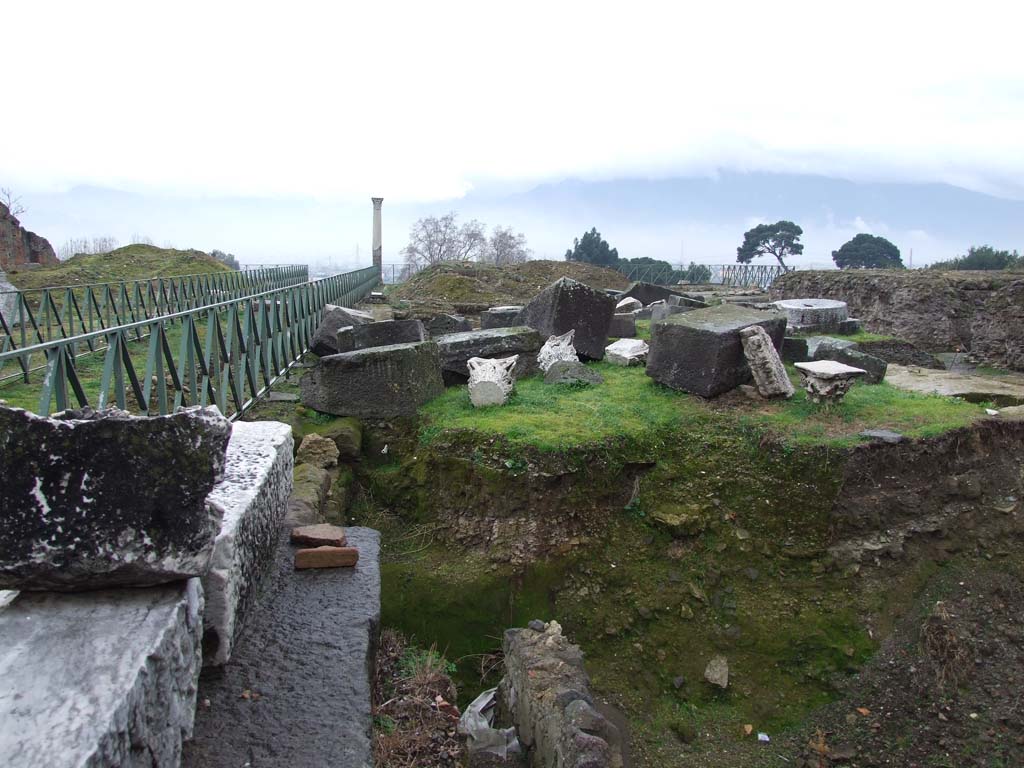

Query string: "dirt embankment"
[[389, 261, 629, 315], [771, 270, 1024, 370]]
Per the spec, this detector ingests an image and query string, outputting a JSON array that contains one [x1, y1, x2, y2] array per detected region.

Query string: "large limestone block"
[[202, 420, 293, 666], [300, 341, 444, 418], [646, 305, 787, 397], [480, 306, 523, 330], [514, 277, 616, 360], [0, 578, 204, 768], [434, 326, 543, 382], [336, 319, 427, 352], [740, 325, 795, 398], [0, 405, 231, 591], [310, 305, 374, 356]]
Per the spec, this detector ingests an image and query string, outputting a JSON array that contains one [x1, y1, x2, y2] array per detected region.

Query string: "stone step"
[[182, 527, 380, 768]]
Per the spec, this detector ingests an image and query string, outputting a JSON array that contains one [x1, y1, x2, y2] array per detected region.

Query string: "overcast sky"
[[4, 1, 1024, 264]]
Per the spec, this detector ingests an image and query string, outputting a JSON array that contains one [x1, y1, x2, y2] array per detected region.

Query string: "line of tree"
[[927, 245, 1022, 271], [401, 212, 531, 268], [736, 220, 907, 269], [564, 227, 712, 284]]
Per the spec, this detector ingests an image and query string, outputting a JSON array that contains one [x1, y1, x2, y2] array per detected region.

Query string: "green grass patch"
[[418, 363, 984, 452], [418, 362, 700, 451]]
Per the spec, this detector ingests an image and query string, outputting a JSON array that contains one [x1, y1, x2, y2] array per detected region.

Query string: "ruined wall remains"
[[0, 202, 58, 270], [771, 270, 1024, 370], [500, 621, 623, 768]]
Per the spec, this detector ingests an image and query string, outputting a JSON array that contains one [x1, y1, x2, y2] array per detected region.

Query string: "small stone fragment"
[[290, 524, 347, 548], [615, 297, 643, 312], [294, 546, 359, 569], [296, 433, 340, 468], [858, 429, 906, 444], [605, 338, 649, 366], [704, 655, 729, 688]]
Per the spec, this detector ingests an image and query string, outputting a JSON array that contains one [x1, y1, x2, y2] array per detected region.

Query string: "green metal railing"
[[0, 266, 378, 420], [0, 266, 309, 383]]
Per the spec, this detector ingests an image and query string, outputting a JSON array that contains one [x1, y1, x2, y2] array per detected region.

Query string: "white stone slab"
[[794, 360, 867, 380], [605, 338, 649, 366], [202, 420, 294, 666], [0, 578, 204, 768]]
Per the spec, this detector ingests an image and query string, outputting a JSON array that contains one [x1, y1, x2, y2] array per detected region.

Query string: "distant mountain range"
[[16, 173, 1024, 268]]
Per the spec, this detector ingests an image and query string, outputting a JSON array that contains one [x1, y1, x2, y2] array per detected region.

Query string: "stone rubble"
[[295, 433, 340, 468], [310, 305, 374, 356], [336, 318, 428, 352], [435, 326, 543, 383]]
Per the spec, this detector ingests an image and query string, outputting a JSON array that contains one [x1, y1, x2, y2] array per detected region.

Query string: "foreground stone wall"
[[770, 270, 1024, 370], [501, 621, 623, 768], [202, 421, 294, 665], [0, 579, 204, 767]]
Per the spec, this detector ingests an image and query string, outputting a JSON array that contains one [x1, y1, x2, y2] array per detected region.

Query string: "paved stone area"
[[183, 527, 380, 768]]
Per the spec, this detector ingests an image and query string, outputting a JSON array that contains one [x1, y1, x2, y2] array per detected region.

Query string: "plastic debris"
[[458, 688, 521, 758], [757, 732, 770, 743]]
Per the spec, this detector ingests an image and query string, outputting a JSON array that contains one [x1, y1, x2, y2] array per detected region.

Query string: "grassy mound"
[[6, 244, 233, 290], [389, 260, 629, 314]]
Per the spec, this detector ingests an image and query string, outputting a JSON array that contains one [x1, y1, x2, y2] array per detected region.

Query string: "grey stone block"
[[336, 319, 427, 352], [480, 306, 523, 330], [838, 318, 862, 334], [515, 278, 616, 360], [311, 305, 374, 357], [544, 360, 604, 386], [650, 303, 693, 323], [621, 281, 683, 305], [183, 528, 380, 768], [435, 326, 543, 382], [608, 313, 636, 338], [0, 405, 231, 591], [827, 348, 888, 384], [667, 294, 710, 309], [646, 304, 787, 397], [859, 429, 906, 444], [805, 335, 859, 359], [202, 421, 294, 666], [426, 313, 472, 336], [0, 578, 204, 767], [300, 341, 444, 418], [782, 336, 810, 362]]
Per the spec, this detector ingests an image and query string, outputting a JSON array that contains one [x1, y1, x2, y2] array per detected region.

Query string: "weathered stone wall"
[[500, 621, 623, 768], [0, 202, 58, 269], [0, 578, 204, 767], [771, 270, 1024, 370]]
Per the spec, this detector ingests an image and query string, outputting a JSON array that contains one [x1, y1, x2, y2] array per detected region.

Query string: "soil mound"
[[390, 260, 629, 315]]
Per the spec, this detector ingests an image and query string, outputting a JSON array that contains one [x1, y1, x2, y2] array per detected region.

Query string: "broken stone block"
[[468, 356, 518, 407], [0, 405, 231, 591], [826, 347, 888, 384], [646, 305, 787, 397], [858, 429, 906, 444], [605, 338, 649, 367], [667, 294, 711, 309], [336, 319, 428, 352], [291, 524, 347, 548], [315, 417, 363, 460], [296, 433, 340, 468], [537, 330, 578, 373], [311, 305, 374, 356], [615, 297, 642, 313], [294, 546, 359, 569], [515, 278, 616, 360], [740, 325, 795, 399], [202, 420, 293, 666], [621, 281, 683, 306], [794, 360, 867, 405], [650, 303, 693, 323], [480, 306, 523, 330], [300, 341, 445, 418], [608, 313, 636, 337], [426, 313, 472, 336], [286, 464, 331, 525], [435, 326, 542, 383], [805, 335, 858, 359], [0, 578, 204, 766], [544, 360, 604, 386]]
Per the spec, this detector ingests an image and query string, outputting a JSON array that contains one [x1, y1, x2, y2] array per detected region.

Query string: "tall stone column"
[[371, 197, 383, 277]]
